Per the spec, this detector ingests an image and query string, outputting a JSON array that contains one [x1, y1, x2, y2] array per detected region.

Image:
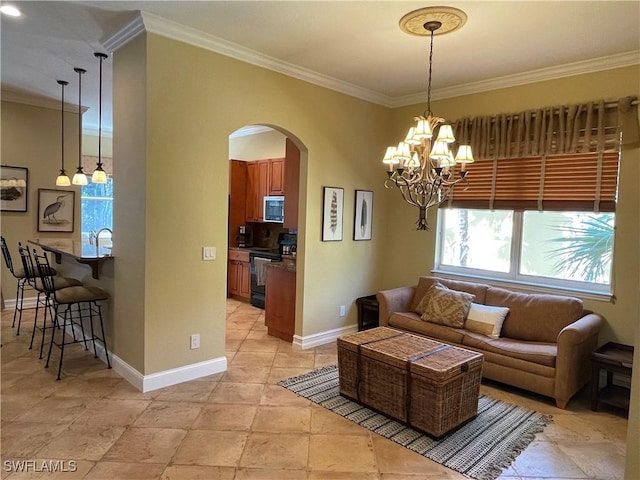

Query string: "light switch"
[[202, 246, 216, 260]]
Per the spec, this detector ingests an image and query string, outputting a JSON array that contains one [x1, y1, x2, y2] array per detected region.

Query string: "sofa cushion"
[[462, 331, 557, 368], [465, 303, 510, 339], [485, 287, 583, 343], [388, 312, 466, 345], [420, 282, 475, 328], [410, 276, 489, 313]]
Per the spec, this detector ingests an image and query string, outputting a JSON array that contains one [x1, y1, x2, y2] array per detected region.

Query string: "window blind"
[[446, 151, 619, 212]]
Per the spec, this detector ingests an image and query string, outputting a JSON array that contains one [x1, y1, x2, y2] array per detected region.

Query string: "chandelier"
[[383, 7, 474, 230]]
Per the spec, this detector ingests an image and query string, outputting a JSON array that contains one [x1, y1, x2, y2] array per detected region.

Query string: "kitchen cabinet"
[[246, 158, 284, 222], [228, 249, 251, 301], [229, 160, 248, 247], [269, 158, 285, 195], [265, 264, 296, 342], [246, 160, 269, 222], [283, 138, 300, 229]]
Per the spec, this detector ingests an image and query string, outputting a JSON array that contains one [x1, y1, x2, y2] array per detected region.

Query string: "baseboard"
[[4, 297, 38, 310], [293, 324, 358, 349], [68, 323, 227, 393]]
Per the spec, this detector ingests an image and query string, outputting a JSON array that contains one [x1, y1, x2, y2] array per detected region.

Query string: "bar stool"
[[1, 236, 37, 335], [33, 250, 111, 380], [18, 244, 82, 359]]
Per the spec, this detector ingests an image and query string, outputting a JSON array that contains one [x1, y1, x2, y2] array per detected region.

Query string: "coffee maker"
[[237, 225, 253, 248]]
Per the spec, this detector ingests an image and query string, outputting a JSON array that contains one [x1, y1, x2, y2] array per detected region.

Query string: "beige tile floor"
[[1, 299, 628, 479]]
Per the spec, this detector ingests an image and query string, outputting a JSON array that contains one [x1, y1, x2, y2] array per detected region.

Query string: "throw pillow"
[[420, 283, 475, 328], [465, 303, 510, 339], [414, 281, 443, 315]]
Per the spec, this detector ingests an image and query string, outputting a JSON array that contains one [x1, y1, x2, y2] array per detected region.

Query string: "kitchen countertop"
[[30, 238, 113, 279]]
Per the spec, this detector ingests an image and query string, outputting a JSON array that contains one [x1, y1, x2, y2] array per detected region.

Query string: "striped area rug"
[[278, 364, 552, 480]]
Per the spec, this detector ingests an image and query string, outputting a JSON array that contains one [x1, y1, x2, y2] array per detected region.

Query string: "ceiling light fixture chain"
[[72, 67, 88, 186], [55, 80, 71, 187], [92, 52, 108, 184], [383, 7, 473, 230]]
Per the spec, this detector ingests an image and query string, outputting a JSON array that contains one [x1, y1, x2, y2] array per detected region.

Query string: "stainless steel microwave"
[[263, 195, 284, 223]]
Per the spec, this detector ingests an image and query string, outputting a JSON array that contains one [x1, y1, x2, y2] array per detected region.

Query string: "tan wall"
[[0, 101, 84, 303], [83, 133, 113, 158], [114, 33, 390, 374], [381, 66, 640, 345], [229, 129, 285, 160]]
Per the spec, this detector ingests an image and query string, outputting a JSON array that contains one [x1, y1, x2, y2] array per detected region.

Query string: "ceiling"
[[2, 1, 639, 133]]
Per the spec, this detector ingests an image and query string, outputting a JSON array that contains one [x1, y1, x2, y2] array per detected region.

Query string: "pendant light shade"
[[92, 52, 108, 184], [55, 80, 71, 187], [72, 67, 88, 186]]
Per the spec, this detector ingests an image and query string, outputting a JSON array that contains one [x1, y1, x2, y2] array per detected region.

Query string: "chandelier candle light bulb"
[[383, 7, 474, 230]]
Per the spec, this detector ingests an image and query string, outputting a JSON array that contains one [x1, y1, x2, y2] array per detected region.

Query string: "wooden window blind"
[[445, 151, 619, 212]]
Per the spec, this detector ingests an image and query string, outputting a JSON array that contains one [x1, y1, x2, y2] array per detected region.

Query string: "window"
[[81, 178, 113, 242], [436, 208, 614, 294]]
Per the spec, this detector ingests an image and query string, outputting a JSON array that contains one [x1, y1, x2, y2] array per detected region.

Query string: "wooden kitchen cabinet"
[[228, 249, 251, 301], [246, 160, 269, 222], [268, 158, 285, 195], [265, 265, 296, 342]]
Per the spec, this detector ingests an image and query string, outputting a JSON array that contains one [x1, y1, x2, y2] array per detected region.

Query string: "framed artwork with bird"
[[354, 190, 373, 241], [1, 165, 28, 212], [37, 189, 75, 232]]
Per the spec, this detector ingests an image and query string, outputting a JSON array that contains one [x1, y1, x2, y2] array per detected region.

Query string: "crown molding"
[[229, 125, 275, 139], [1, 88, 82, 113], [392, 50, 640, 107], [103, 11, 393, 106], [102, 13, 640, 109], [102, 13, 146, 52]]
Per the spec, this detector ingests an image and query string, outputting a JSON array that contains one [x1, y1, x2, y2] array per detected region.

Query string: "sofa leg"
[[555, 398, 568, 409]]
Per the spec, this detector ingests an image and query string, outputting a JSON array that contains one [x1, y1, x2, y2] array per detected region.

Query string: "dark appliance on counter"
[[249, 232, 297, 308], [237, 225, 253, 248]]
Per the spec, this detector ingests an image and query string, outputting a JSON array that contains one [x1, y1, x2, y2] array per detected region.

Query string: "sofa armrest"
[[376, 286, 415, 326], [554, 313, 604, 408]]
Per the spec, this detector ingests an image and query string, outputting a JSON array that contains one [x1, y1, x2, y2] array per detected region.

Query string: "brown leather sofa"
[[377, 276, 604, 408]]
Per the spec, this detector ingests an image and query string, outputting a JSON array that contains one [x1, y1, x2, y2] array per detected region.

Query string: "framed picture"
[[322, 186, 344, 241], [354, 190, 373, 241], [38, 189, 75, 232], [1, 166, 28, 212]]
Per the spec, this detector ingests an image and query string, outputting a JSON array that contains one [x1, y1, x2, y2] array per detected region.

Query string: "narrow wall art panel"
[[354, 190, 373, 241], [322, 186, 344, 241]]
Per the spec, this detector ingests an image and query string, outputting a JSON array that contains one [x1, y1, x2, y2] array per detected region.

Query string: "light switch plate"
[[202, 246, 216, 260]]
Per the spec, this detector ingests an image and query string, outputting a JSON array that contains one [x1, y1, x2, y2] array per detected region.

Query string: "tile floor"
[[1, 299, 628, 479]]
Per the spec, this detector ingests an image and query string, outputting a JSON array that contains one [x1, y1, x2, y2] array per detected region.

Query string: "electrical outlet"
[[190, 334, 200, 349], [339, 305, 346, 317]]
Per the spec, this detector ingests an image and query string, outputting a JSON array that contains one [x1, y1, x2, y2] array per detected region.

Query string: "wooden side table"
[[590, 342, 634, 415], [356, 295, 379, 331]]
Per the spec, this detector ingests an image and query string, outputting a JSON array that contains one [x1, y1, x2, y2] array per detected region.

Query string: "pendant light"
[[72, 67, 88, 185], [91, 53, 108, 184], [55, 80, 71, 187]]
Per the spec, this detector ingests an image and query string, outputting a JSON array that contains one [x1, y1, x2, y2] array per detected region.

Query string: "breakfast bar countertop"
[[29, 238, 113, 279]]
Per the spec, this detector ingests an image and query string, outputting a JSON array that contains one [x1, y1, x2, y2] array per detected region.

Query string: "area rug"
[[278, 364, 552, 480]]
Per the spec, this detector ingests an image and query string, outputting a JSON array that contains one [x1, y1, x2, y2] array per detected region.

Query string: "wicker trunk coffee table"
[[337, 326, 484, 438]]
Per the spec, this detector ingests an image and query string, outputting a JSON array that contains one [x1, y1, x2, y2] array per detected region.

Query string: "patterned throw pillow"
[[420, 283, 475, 328], [465, 303, 510, 339]]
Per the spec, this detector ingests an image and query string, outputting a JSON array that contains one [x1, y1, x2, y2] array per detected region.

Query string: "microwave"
[[263, 195, 284, 223]]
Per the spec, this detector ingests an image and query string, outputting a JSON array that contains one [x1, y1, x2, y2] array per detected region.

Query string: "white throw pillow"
[[465, 303, 510, 339]]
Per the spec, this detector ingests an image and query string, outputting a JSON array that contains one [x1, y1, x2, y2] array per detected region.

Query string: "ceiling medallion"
[[399, 6, 467, 36]]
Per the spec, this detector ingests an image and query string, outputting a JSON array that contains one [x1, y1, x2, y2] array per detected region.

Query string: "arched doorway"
[[227, 124, 306, 343]]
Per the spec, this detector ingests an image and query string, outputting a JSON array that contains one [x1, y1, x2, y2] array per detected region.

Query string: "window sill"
[[431, 269, 614, 303]]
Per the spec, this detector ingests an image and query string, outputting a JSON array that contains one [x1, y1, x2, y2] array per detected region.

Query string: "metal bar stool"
[[33, 250, 111, 380], [18, 244, 82, 359], [1, 236, 37, 335]]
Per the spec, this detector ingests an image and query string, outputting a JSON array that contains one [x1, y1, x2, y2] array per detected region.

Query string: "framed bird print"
[[1, 165, 28, 212], [354, 190, 373, 241], [38, 189, 75, 232], [322, 186, 343, 241]]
